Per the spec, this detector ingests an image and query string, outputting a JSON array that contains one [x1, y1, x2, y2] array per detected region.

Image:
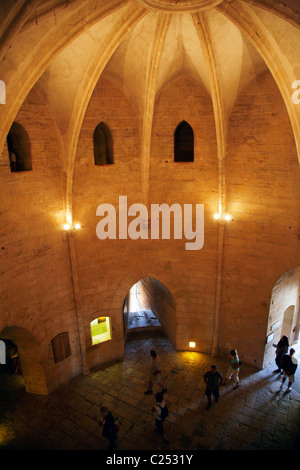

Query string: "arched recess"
[[123, 280, 162, 334], [174, 120, 194, 162], [123, 276, 176, 346], [6, 121, 32, 172], [281, 305, 296, 341], [0, 326, 48, 395], [93, 121, 114, 165], [263, 266, 300, 368]]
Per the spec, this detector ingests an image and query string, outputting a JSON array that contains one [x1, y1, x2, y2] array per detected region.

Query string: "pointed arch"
[[93, 121, 114, 165], [6, 121, 32, 172], [174, 120, 194, 162]]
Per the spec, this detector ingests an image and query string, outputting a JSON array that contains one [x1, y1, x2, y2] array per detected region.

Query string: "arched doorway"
[[281, 305, 296, 341], [0, 339, 24, 399], [263, 266, 300, 367], [122, 276, 176, 345], [0, 326, 48, 395], [126, 280, 162, 330]]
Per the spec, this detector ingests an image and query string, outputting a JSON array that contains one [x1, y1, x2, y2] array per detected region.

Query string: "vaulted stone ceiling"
[[1, 0, 300, 219]]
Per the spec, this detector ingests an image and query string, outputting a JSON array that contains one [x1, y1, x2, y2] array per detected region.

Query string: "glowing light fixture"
[[63, 222, 81, 231], [213, 212, 233, 222], [189, 341, 196, 348]]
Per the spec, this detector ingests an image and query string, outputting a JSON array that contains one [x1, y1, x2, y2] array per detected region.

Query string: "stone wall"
[[73, 76, 142, 370], [150, 75, 219, 352], [0, 86, 81, 393], [220, 71, 300, 367], [1, 70, 299, 393]]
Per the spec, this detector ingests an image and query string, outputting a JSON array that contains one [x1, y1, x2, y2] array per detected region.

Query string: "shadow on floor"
[[0, 333, 300, 451]]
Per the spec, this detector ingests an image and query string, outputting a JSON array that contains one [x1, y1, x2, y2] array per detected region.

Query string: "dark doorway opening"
[[0, 340, 25, 401], [124, 281, 162, 333]]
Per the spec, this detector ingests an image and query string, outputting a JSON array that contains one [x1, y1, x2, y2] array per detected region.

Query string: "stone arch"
[[0, 326, 48, 395], [263, 266, 300, 367], [6, 121, 32, 172], [123, 276, 176, 337], [110, 271, 177, 349]]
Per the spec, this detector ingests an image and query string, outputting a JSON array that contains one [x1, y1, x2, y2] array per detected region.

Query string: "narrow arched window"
[[93, 122, 113, 165], [51, 332, 71, 363], [0, 80, 6, 104], [7, 122, 32, 172], [174, 120, 194, 162]]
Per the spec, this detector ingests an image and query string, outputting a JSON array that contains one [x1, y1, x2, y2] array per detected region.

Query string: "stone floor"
[[0, 330, 300, 453]]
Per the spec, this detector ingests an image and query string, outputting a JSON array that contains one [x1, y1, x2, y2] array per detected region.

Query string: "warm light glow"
[[66, 211, 72, 226], [63, 223, 70, 230], [189, 341, 196, 348], [214, 212, 233, 221], [90, 317, 112, 345], [74, 223, 81, 230]]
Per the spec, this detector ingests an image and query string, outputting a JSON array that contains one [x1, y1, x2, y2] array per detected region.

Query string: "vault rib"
[[192, 11, 227, 357], [242, 0, 300, 30], [0, 0, 43, 63], [66, 4, 148, 224], [217, 0, 300, 166], [141, 12, 171, 206], [0, 0, 132, 160]]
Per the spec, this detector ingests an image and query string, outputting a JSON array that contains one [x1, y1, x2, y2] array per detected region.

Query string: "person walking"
[[273, 335, 289, 373], [99, 406, 118, 450], [144, 349, 167, 395], [203, 365, 223, 410], [280, 348, 298, 392], [223, 349, 240, 389], [152, 392, 169, 445]]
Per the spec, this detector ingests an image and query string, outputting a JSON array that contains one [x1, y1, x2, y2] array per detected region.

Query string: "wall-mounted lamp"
[[189, 341, 196, 348], [63, 223, 81, 231], [213, 212, 233, 222]]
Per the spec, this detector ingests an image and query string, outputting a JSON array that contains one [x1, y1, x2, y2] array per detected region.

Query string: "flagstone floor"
[[0, 330, 300, 452]]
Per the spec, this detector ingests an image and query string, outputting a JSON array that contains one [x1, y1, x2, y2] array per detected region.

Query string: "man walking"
[[203, 364, 223, 410], [144, 349, 167, 395]]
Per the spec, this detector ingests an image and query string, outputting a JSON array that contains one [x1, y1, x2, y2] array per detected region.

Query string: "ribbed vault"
[[0, 0, 300, 382], [0, 0, 299, 224]]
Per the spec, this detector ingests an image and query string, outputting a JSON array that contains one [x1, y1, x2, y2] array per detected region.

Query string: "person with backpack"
[[152, 392, 169, 445]]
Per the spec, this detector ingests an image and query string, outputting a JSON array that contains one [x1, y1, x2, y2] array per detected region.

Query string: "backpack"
[[157, 403, 168, 421]]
